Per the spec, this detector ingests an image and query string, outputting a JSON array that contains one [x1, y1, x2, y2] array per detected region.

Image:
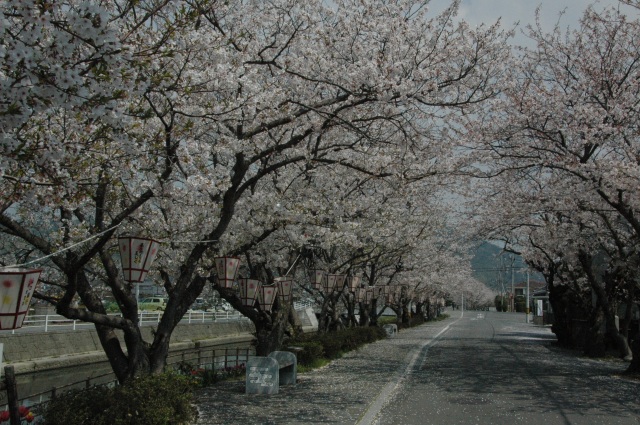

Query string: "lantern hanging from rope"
[[258, 284, 278, 312], [0, 268, 42, 330], [310, 270, 325, 291], [238, 278, 261, 307], [275, 277, 293, 304], [214, 256, 240, 289], [118, 236, 160, 282]]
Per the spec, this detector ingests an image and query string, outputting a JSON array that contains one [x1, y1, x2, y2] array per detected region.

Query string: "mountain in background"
[[470, 241, 544, 294]]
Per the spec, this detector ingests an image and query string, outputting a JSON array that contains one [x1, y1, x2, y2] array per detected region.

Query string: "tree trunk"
[[626, 337, 640, 375], [584, 306, 606, 357], [254, 309, 289, 356], [579, 251, 631, 359]]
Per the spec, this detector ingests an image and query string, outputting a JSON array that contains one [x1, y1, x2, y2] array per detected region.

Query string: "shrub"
[[291, 326, 387, 364], [42, 372, 197, 425], [292, 341, 324, 366]]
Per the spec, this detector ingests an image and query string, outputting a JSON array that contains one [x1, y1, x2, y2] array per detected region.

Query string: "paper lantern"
[[325, 274, 345, 293], [0, 269, 41, 330], [275, 277, 293, 304], [214, 256, 240, 289], [348, 276, 361, 293], [365, 287, 374, 304], [238, 278, 261, 307], [258, 284, 278, 312], [310, 270, 325, 291], [373, 286, 384, 299], [118, 237, 160, 283], [356, 287, 366, 303]]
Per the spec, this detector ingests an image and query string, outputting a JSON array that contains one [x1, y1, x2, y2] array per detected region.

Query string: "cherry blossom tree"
[[1, 0, 511, 381], [462, 4, 640, 369]]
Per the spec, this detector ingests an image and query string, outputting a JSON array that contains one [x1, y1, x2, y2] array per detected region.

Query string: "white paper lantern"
[[348, 276, 361, 293], [118, 237, 160, 283], [310, 270, 325, 291], [0, 269, 41, 330], [275, 277, 293, 304], [238, 278, 261, 307], [258, 284, 278, 312], [214, 256, 240, 289]]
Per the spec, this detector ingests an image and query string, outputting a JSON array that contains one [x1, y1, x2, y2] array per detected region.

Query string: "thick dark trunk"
[[254, 306, 291, 356], [579, 251, 631, 359], [402, 304, 410, 324], [359, 302, 370, 327], [626, 337, 640, 375], [548, 275, 574, 347], [584, 307, 606, 357]]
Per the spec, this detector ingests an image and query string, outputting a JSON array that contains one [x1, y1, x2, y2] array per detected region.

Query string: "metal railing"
[[1, 347, 254, 418], [11, 310, 249, 334]]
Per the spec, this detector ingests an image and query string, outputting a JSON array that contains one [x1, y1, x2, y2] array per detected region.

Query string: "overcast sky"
[[427, 0, 638, 46]]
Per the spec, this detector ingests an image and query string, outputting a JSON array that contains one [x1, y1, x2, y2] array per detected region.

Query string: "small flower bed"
[[177, 361, 246, 386], [0, 405, 36, 424]]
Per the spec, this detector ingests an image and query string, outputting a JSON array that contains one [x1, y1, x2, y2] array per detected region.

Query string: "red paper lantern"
[[258, 284, 278, 312], [275, 277, 293, 304], [0, 269, 41, 330], [214, 256, 240, 289], [238, 278, 261, 307], [118, 237, 160, 283]]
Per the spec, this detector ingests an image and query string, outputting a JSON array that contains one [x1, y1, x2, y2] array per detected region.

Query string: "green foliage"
[[42, 372, 197, 425], [291, 326, 387, 366], [495, 295, 508, 312], [291, 341, 324, 366], [514, 295, 526, 312], [175, 361, 246, 386]]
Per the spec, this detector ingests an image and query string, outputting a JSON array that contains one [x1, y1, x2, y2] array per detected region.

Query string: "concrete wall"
[[0, 320, 256, 374]]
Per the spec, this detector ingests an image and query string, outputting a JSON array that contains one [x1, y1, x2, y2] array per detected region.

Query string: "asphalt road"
[[369, 311, 640, 425]]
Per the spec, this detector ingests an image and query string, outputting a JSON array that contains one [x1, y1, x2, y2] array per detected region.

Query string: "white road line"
[[355, 320, 458, 425]]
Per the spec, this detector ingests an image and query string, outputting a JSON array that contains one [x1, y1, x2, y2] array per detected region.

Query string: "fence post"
[[44, 314, 49, 332], [4, 366, 20, 425], [236, 348, 240, 367], [224, 348, 228, 369]]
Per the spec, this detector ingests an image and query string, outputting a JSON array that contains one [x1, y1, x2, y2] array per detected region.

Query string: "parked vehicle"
[[138, 297, 168, 311], [189, 298, 210, 311]]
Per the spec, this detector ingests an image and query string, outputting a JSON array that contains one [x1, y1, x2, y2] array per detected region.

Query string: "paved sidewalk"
[[193, 312, 639, 425], [194, 313, 461, 425]]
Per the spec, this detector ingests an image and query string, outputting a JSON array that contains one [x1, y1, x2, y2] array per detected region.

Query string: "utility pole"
[[510, 255, 515, 312], [526, 270, 530, 323]]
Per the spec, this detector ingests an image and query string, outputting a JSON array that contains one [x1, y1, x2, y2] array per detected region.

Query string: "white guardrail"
[[10, 310, 248, 334], [11, 301, 316, 334]]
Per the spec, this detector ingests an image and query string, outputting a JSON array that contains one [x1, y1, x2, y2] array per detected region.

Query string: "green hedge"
[[291, 326, 387, 366], [42, 372, 197, 425]]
